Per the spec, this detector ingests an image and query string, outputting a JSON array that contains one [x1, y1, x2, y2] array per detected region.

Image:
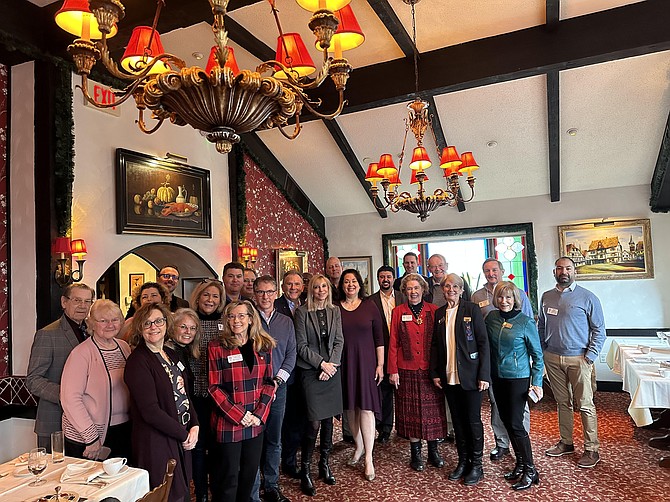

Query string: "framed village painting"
[[557, 219, 654, 280], [341, 256, 373, 295], [276, 249, 308, 286]]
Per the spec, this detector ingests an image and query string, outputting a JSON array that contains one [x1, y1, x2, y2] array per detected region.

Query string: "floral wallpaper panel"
[[0, 64, 9, 376]]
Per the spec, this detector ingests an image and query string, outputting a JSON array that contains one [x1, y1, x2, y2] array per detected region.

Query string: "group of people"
[[25, 253, 606, 501]]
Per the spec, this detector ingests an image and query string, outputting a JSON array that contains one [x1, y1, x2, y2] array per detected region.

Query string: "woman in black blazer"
[[294, 274, 344, 497], [430, 273, 490, 486]]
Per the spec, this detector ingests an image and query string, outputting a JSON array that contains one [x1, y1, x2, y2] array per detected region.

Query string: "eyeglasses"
[[95, 318, 121, 325], [143, 317, 167, 329], [66, 297, 93, 306], [226, 313, 250, 321], [178, 324, 198, 333], [159, 273, 179, 281], [255, 290, 276, 296]]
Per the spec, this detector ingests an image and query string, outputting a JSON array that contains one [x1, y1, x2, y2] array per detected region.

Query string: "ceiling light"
[[55, 0, 363, 154], [192, 51, 204, 60], [487, 140, 498, 148], [365, 0, 480, 222], [567, 128, 578, 136]]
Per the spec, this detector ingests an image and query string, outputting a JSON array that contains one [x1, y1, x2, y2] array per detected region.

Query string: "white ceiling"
[[38, 0, 669, 218]]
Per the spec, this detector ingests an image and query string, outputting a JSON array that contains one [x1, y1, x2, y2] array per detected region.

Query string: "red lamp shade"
[[52, 237, 71, 256], [274, 33, 316, 79], [121, 26, 170, 74], [323, 5, 365, 52], [250, 248, 258, 258], [365, 162, 383, 185], [205, 45, 240, 75], [439, 146, 463, 175], [410, 169, 428, 185], [459, 151, 480, 176], [409, 146, 431, 171], [296, 0, 351, 13], [55, 0, 117, 39], [387, 171, 401, 189], [70, 239, 87, 258], [377, 154, 398, 178]]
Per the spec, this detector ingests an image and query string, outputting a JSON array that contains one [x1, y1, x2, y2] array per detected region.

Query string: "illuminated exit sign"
[[83, 80, 121, 117]]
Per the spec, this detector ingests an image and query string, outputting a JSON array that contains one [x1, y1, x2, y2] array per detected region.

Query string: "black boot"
[[448, 435, 470, 481], [463, 427, 484, 486], [318, 420, 336, 485], [410, 441, 425, 472], [504, 436, 524, 481], [512, 435, 539, 491], [300, 433, 317, 496], [427, 440, 444, 468]]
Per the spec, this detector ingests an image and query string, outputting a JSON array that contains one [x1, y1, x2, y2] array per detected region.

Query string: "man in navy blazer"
[[26, 283, 95, 450], [274, 271, 303, 319]]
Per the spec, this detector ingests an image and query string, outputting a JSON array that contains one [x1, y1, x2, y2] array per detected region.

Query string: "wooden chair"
[[135, 459, 176, 502]]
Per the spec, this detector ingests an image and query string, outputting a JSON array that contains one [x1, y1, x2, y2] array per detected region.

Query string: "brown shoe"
[[577, 450, 600, 468], [545, 441, 575, 457]]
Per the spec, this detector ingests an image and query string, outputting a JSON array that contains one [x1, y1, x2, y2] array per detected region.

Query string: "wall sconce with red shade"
[[239, 245, 259, 268], [53, 237, 88, 287]]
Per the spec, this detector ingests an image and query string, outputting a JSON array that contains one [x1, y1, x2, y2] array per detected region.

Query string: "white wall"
[[326, 184, 670, 328]]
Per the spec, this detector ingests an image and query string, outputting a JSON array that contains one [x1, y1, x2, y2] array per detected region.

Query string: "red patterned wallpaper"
[[244, 154, 325, 278], [0, 64, 8, 376]]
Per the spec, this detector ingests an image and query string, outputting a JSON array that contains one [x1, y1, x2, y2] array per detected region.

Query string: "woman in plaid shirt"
[[208, 300, 277, 502]]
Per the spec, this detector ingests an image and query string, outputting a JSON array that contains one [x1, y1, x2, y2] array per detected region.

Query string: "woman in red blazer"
[[208, 300, 276, 502]]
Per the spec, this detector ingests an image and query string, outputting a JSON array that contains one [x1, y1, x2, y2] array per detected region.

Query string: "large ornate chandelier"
[[365, 0, 479, 221], [55, 0, 363, 154]]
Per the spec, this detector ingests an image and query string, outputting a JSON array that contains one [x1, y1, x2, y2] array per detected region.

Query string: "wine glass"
[[27, 447, 48, 487]]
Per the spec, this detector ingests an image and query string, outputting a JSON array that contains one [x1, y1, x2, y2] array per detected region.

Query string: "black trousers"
[[281, 371, 307, 466], [210, 433, 264, 502], [376, 377, 394, 434], [64, 421, 132, 461], [443, 384, 484, 456], [192, 395, 212, 498], [492, 377, 529, 439]]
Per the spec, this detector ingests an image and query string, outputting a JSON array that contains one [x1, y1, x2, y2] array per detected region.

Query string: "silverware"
[[64, 481, 107, 488]]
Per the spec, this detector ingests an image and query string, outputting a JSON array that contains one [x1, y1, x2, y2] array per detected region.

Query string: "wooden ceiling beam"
[[546, 70, 560, 202], [366, 0, 415, 57]]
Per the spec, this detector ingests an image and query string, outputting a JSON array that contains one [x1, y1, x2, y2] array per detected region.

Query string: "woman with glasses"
[[208, 300, 276, 502], [166, 308, 202, 396], [124, 303, 199, 502], [61, 299, 132, 460], [189, 278, 226, 502], [294, 274, 344, 497]]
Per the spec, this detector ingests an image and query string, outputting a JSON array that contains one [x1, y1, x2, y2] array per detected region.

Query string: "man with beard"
[[539, 257, 605, 469], [368, 266, 405, 444]]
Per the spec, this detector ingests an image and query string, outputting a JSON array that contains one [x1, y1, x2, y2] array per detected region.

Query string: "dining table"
[[0, 455, 150, 502]]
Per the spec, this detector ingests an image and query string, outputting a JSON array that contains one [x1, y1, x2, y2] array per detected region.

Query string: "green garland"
[[232, 142, 328, 255]]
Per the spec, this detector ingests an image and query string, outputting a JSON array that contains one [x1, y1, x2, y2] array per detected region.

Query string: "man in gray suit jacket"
[[26, 283, 95, 449]]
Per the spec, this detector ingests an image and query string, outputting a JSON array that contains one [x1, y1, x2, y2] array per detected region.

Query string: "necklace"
[[409, 302, 424, 324]]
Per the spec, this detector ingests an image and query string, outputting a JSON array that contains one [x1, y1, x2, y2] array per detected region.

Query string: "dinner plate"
[[33, 491, 79, 502], [13, 466, 32, 477], [98, 465, 128, 479]]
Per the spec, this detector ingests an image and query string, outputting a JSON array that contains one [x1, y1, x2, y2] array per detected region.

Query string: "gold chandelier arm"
[[276, 121, 302, 140], [136, 108, 165, 134], [76, 74, 140, 109], [256, 59, 332, 90], [295, 90, 346, 120]]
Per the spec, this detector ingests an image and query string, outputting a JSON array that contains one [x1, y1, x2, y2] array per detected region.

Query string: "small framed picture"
[[129, 273, 145, 294], [276, 249, 308, 286]]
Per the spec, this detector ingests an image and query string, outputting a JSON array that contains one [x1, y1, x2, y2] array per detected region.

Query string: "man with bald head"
[[325, 256, 343, 302]]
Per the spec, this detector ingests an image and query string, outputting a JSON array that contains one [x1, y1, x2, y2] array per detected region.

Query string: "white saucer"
[[98, 465, 128, 479]]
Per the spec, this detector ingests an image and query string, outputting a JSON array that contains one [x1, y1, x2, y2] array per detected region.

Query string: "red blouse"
[[388, 302, 437, 373]]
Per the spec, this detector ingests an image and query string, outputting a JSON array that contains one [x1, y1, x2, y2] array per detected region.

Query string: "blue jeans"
[[251, 383, 288, 500]]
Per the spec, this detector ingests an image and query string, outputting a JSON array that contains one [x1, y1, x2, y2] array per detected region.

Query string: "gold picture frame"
[[557, 219, 654, 280], [276, 249, 308, 286]]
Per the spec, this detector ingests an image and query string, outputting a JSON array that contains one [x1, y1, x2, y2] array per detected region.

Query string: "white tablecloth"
[[606, 341, 670, 426], [0, 456, 150, 502]]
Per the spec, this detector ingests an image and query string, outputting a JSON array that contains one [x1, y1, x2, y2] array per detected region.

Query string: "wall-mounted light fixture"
[[239, 245, 258, 268], [53, 237, 87, 287]]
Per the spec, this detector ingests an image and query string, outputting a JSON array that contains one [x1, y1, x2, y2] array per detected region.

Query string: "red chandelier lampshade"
[[439, 146, 463, 175], [205, 45, 241, 75], [121, 26, 170, 74], [324, 5, 365, 53], [387, 171, 402, 189], [70, 239, 88, 258], [377, 154, 398, 178], [55, 0, 117, 39], [296, 0, 351, 12], [410, 169, 428, 185], [52, 237, 71, 258], [274, 33, 316, 79], [409, 146, 431, 171], [365, 162, 383, 185], [459, 151, 480, 176]]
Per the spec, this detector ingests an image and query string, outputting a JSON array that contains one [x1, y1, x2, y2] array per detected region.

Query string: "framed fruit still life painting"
[[116, 149, 212, 237]]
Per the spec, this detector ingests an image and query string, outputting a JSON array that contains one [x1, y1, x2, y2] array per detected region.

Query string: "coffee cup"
[[102, 457, 127, 476], [639, 345, 652, 354]]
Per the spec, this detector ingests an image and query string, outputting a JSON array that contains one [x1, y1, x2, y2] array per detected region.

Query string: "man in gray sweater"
[[538, 257, 606, 469]]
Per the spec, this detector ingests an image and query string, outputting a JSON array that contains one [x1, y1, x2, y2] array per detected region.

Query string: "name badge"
[[177, 361, 185, 371], [402, 314, 413, 322], [227, 353, 243, 363], [464, 317, 472, 322], [478, 300, 490, 307], [547, 308, 559, 316], [218, 323, 225, 331], [503, 322, 513, 329]]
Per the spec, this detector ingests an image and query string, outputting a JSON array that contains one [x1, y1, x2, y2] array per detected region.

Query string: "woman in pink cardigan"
[[61, 299, 132, 460]]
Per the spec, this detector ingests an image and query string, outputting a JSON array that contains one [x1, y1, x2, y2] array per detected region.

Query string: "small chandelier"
[[365, 0, 480, 221], [55, 0, 364, 154]]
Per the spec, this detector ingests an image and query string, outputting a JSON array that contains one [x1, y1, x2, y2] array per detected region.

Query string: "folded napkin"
[[60, 462, 104, 483]]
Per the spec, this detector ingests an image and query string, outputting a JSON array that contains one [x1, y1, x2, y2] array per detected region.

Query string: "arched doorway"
[[96, 242, 217, 315]]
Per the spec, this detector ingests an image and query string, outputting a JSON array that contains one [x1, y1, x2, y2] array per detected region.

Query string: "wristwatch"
[[273, 376, 284, 386]]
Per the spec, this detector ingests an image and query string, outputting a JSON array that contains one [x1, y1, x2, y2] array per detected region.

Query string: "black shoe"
[[263, 488, 291, 502], [410, 442, 425, 472], [490, 446, 510, 461], [427, 440, 444, 468], [512, 465, 539, 491], [444, 431, 455, 443], [342, 434, 355, 444], [377, 431, 391, 444], [448, 459, 470, 481], [300, 465, 316, 497], [318, 458, 336, 485], [463, 465, 484, 486], [281, 462, 301, 479]]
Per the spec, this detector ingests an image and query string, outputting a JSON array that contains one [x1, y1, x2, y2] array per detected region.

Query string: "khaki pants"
[[544, 351, 599, 452]]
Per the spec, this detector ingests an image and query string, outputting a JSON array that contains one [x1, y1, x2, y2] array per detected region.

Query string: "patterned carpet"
[[268, 392, 670, 502]]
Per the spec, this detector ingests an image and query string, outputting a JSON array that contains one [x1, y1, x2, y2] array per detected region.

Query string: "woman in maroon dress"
[[388, 273, 447, 472], [338, 269, 384, 481]]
